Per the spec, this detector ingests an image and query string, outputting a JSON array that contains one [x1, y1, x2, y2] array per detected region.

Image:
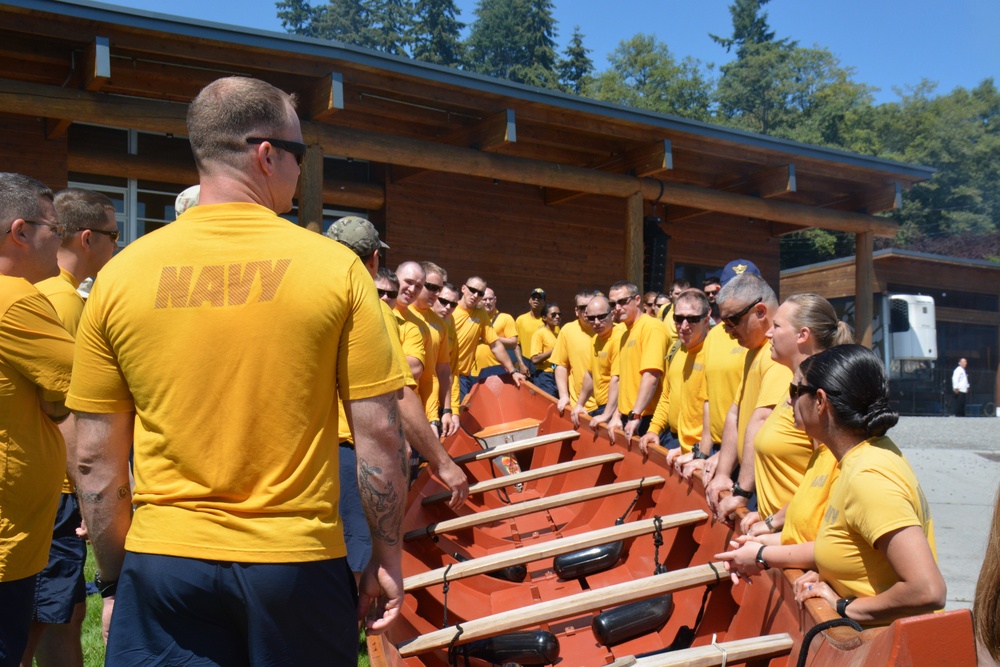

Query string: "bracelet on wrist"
[[755, 545, 769, 570], [836, 597, 856, 618], [764, 514, 775, 532], [731, 482, 753, 499]]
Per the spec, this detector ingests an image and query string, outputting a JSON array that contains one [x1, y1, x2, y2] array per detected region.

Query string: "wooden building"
[[0, 0, 933, 334], [782, 249, 1000, 414]]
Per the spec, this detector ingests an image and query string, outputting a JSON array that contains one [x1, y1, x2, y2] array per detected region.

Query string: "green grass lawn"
[[76, 546, 369, 667]]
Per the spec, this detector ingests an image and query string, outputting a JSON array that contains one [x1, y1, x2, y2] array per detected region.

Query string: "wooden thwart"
[[451, 430, 579, 466], [404, 476, 665, 541], [404, 510, 707, 591], [422, 453, 625, 505], [398, 562, 726, 656], [628, 633, 794, 666]]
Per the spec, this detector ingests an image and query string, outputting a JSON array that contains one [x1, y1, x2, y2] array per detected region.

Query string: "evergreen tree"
[[411, 0, 465, 66], [363, 0, 414, 56], [465, 0, 560, 89], [558, 26, 593, 94], [709, 0, 777, 58], [586, 34, 712, 121]]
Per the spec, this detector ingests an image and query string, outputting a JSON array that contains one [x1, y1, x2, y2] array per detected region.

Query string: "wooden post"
[[297, 143, 324, 228], [626, 192, 643, 286], [855, 231, 874, 347]]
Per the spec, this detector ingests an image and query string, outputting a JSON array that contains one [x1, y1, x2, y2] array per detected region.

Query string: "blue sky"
[[108, 0, 998, 104]]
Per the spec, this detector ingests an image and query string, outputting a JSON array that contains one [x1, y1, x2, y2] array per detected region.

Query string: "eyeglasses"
[[529, 294, 545, 300], [80, 227, 120, 243], [721, 297, 762, 328], [424, 282, 443, 294], [465, 285, 486, 297], [704, 289, 720, 297], [438, 297, 459, 309], [611, 295, 637, 308], [575, 304, 588, 311], [645, 301, 656, 307], [548, 312, 562, 318], [674, 312, 708, 325], [584, 312, 612, 323], [22, 219, 67, 237], [246, 137, 307, 166], [377, 288, 399, 299], [788, 382, 842, 400]]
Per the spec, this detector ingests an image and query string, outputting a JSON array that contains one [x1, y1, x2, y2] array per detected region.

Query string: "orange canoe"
[[369, 376, 975, 667]]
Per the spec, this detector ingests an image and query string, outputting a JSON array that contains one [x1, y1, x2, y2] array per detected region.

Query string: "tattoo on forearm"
[[78, 491, 102, 504], [358, 458, 402, 545], [117, 484, 130, 500]]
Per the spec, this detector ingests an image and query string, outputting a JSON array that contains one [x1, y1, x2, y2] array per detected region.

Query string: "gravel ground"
[[892, 415, 1000, 609]]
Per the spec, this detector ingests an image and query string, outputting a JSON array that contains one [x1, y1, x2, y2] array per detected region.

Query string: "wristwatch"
[[755, 545, 769, 570], [837, 597, 857, 618], [94, 571, 118, 598], [731, 482, 753, 499], [764, 514, 776, 532], [691, 443, 710, 460], [626, 411, 639, 421]]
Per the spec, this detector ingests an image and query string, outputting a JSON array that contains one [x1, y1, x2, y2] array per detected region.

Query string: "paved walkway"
[[893, 415, 1000, 610]]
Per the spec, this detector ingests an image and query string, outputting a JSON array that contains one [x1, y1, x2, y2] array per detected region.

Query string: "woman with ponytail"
[[792, 345, 945, 625]]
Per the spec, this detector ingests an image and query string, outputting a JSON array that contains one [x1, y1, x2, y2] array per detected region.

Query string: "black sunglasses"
[[424, 282, 443, 294], [584, 311, 611, 323], [466, 285, 486, 297], [377, 288, 399, 299], [789, 382, 842, 400], [80, 227, 120, 243], [674, 312, 708, 325], [611, 295, 637, 307], [721, 297, 762, 328], [548, 312, 562, 318], [438, 297, 459, 309], [246, 137, 307, 166]]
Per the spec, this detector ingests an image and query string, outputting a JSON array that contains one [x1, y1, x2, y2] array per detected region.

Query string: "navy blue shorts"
[[532, 371, 557, 397], [659, 430, 680, 450], [339, 443, 371, 573], [106, 552, 359, 666], [0, 575, 36, 666], [33, 493, 87, 623], [620, 413, 653, 437]]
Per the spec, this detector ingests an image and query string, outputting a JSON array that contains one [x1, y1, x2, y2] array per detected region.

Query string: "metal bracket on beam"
[[47, 36, 112, 140]]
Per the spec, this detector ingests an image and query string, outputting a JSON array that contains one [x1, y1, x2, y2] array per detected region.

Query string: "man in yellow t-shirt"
[[705, 272, 791, 522], [394, 261, 430, 383], [66, 78, 408, 665], [433, 283, 463, 414], [529, 303, 561, 396], [411, 261, 455, 437], [553, 290, 599, 415], [0, 173, 76, 663], [607, 281, 669, 441], [453, 276, 524, 401], [29, 188, 118, 667], [641, 289, 712, 456], [473, 288, 521, 379], [571, 295, 625, 428], [515, 287, 547, 375]]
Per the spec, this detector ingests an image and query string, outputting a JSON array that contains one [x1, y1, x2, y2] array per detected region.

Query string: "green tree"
[[585, 34, 712, 120], [411, 0, 465, 66], [276, 0, 367, 43], [465, 0, 560, 89], [710, 0, 777, 57], [558, 26, 593, 94], [363, 0, 414, 56]]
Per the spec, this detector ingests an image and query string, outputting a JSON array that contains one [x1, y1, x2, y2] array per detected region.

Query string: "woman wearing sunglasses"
[[790, 345, 944, 624]]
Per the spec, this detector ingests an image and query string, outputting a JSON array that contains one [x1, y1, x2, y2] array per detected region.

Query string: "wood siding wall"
[[1, 114, 67, 190], [386, 171, 779, 310]]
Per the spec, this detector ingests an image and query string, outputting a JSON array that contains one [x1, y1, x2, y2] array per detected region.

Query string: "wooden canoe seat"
[[628, 633, 794, 666], [473, 417, 541, 441], [404, 510, 707, 591], [422, 453, 625, 505], [404, 476, 666, 541], [397, 561, 726, 656], [452, 430, 579, 466]]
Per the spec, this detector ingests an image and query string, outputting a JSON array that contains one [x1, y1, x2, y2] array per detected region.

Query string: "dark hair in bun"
[[799, 344, 898, 437]]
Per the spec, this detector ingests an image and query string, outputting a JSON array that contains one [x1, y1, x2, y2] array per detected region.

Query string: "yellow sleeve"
[[2, 291, 75, 402], [756, 355, 792, 410]]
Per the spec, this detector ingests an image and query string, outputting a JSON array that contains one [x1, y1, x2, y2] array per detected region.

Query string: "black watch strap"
[[755, 545, 769, 570], [837, 597, 856, 618], [94, 572, 118, 598], [731, 482, 752, 499]]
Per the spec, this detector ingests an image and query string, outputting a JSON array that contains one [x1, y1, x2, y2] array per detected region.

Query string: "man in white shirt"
[[952, 358, 969, 417]]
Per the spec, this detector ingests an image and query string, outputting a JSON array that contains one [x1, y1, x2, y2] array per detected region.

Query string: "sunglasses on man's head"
[[377, 288, 398, 299], [246, 137, 307, 166], [438, 297, 459, 308], [721, 297, 762, 328], [674, 313, 708, 325]]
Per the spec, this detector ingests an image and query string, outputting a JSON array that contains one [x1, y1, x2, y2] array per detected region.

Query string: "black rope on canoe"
[[447, 622, 467, 667], [441, 563, 454, 628], [651, 514, 666, 575], [617, 477, 646, 525], [795, 618, 863, 667]]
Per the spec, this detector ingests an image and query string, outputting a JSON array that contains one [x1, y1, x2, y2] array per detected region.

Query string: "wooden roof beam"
[[669, 164, 795, 223], [395, 109, 516, 183], [546, 139, 672, 206], [0, 80, 897, 237], [47, 36, 111, 140], [305, 72, 344, 123], [840, 181, 903, 215]]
